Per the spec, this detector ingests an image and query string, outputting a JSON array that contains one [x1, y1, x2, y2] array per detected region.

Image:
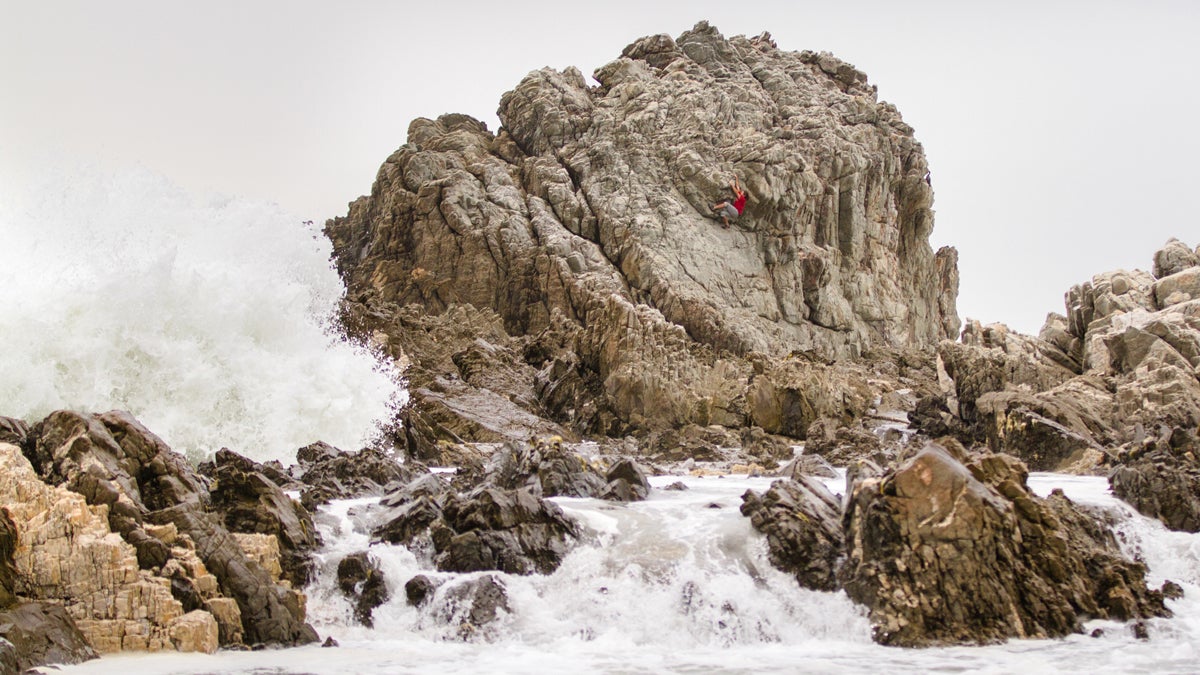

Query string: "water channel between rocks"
[[58, 472, 1200, 675]]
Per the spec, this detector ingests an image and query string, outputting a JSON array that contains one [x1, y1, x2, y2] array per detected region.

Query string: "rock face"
[[326, 22, 958, 443], [16, 411, 318, 649], [840, 443, 1169, 646]]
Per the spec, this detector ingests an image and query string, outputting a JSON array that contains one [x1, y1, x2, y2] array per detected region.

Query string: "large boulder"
[[840, 442, 1169, 646], [325, 22, 958, 439], [431, 487, 580, 575]]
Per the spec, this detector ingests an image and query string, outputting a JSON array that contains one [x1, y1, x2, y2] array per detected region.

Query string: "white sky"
[[3, 0, 1198, 336]]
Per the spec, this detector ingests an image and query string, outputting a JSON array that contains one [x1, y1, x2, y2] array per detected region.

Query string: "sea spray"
[[0, 165, 405, 463]]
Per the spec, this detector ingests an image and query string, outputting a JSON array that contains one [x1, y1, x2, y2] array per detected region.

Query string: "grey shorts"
[[720, 203, 739, 219]]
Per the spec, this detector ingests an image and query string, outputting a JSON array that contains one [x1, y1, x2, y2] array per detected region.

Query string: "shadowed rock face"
[[326, 21, 958, 439]]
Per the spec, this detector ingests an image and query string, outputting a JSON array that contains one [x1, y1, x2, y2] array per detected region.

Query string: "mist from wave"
[[0, 164, 404, 463]]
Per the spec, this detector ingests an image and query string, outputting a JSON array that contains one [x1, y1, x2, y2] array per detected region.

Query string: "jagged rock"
[[927, 240, 1200, 478], [431, 487, 579, 575], [486, 439, 607, 498], [740, 476, 843, 591], [0, 603, 97, 671], [205, 448, 319, 587], [599, 459, 651, 502], [325, 22, 958, 439], [740, 426, 793, 465], [645, 425, 734, 463], [294, 443, 417, 510], [0, 441, 193, 652], [23, 411, 317, 647], [1110, 447, 1200, 533], [1153, 238, 1199, 279], [840, 442, 1168, 646], [777, 453, 838, 479], [803, 417, 883, 466], [336, 552, 389, 628], [0, 418, 26, 448]]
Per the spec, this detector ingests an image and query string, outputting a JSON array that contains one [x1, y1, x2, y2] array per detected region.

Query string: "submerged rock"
[[336, 552, 389, 628]]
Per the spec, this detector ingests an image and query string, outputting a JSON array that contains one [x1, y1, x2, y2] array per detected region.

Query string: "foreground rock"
[[327, 22, 958, 446], [336, 552, 389, 628], [19, 410, 318, 648], [840, 442, 1169, 646]]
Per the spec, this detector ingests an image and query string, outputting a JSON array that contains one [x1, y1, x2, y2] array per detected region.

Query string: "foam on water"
[[0, 165, 404, 463], [55, 472, 1200, 674]]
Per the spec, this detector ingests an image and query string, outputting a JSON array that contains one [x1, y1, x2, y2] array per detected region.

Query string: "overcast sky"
[[3, 0, 1198, 335]]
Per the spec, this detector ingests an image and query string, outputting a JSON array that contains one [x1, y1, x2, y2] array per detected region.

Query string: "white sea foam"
[[55, 472, 1200, 675], [0, 165, 404, 463]]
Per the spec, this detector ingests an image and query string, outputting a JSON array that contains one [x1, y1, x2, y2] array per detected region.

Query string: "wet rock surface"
[[336, 552, 390, 628], [203, 448, 319, 588]]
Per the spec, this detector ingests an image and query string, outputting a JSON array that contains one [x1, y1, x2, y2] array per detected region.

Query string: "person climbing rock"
[[711, 177, 747, 228]]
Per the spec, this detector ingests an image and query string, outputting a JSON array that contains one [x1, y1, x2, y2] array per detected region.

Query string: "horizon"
[[3, 0, 1198, 336]]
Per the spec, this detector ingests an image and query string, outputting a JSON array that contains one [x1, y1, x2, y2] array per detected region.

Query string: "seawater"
[[0, 166, 404, 462], [57, 474, 1200, 675]]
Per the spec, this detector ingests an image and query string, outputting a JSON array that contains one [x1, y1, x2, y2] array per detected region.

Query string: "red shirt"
[[733, 192, 747, 214]]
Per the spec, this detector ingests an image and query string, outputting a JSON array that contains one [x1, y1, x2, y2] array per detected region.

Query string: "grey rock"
[[325, 22, 958, 439]]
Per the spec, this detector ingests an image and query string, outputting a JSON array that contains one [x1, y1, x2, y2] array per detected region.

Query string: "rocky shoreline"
[[4, 20, 1200, 672]]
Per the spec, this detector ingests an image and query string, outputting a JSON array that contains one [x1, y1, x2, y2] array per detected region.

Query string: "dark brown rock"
[[432, 487, 579, 575], [741, 476, 843, 591], [0, 603, 97, 671], [840, 442, 1168, 646], [206, 448, 319, 587], [336, 552, 390, 628]]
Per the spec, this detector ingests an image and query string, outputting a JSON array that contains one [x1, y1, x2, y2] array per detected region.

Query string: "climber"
[[711, 177, 747, 228]]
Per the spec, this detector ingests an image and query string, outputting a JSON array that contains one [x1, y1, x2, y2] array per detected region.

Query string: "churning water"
[[56, 474, 1200, 675], [0, 166, 404, 462]]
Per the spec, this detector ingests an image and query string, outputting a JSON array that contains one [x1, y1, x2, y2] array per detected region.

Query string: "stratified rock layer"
[[327, 22, 958, 441]]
